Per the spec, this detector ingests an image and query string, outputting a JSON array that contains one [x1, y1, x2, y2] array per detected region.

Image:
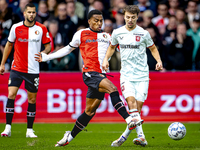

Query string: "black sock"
[[27, 103, 36, 128], [6, 99, 15, 125], [110, 91, 129, 119], [71, 111, 94, 138]]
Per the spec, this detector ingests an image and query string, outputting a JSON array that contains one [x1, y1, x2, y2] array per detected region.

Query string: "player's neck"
[[24, 20, 35, 27], [125, 25, 137, 31]]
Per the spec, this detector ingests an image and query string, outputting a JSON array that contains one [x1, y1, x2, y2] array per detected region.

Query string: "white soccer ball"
[[168, 122, 186, 140]]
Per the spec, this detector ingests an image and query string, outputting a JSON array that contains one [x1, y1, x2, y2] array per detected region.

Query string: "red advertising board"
[[0, 72, 200, 123]]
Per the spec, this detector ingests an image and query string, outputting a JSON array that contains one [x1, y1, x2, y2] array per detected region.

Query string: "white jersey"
[[111, 25, 154, 81]]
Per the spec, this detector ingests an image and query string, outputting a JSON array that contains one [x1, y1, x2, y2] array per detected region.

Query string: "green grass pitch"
[[0, 123, 200, 150]]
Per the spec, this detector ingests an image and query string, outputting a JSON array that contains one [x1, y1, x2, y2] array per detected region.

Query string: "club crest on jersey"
[[46, 32, 50, 38], [103, 34, 107, 39], [99, 74, 105, 77], [35, 30, 40, 35], [136, 36, 140, 42]]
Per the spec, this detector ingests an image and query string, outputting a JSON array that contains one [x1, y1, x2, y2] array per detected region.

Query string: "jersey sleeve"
[[8, 24, 16, 43], [145, 31, 154, 48], [69, 30, 81, 48], [42, 26, 51, 44], [110, 29, 118, 46]]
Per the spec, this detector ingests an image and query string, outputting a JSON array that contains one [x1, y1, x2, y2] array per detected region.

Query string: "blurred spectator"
[[195, 45, 200, 70], [103, 18, 121, 71], [110, 0, 127, 18], [168, 0, 180, 15], [66, 1, 87, 29], [47, 0, 57, 17], [186, 15, 200, 70], [48, 44, 76, 71], [113, 8, 125, 29], [48, 20, 62, 52], [142, 9, 160, 37], [167, 23, 194, 70], [103, 18, 114, 34], [133, 0, 158, 17], [146, 27, 167, 71], [56, 2, 76, 45], [137, 16, 144, 27], [162, 15, 177, 47], [66, 0, 86, 20], [152, 1, 169, 35], [0, 0, 20, 71], [84, 0, 111, 20], [186, 0, 200, 28], [175, 8, 190, 29], [15, 0, 29, 21], [36, 1, 50, 24]]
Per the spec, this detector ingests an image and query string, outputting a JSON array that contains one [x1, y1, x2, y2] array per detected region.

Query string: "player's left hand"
[[34, 52, 42, 62], [155, 62, 163, 71]]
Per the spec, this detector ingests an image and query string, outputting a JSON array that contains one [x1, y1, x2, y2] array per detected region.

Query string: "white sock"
[[27, 128, 33, 132], [121, 110, 140, 138], [121, 126, 132, 139], [5, 124, 11, 130], [125, 116, 132, 124], [134, 113, 145, 138], [68, 134, 74, 142]]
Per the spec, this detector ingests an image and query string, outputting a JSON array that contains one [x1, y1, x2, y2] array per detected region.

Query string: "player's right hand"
[[34, 52, 42, 62], [102, 59, 109, 72], [0, 65, 5, 75]]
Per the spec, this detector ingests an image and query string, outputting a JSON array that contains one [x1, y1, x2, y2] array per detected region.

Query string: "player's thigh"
[[8, 70, 23, 99], [135, 80, 149, 102], [99, 78, 117, 93], [120, 79, 136, 99], [24, 73, 39, 93]]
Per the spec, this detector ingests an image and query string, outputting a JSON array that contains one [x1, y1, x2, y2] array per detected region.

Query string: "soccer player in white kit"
[[103, 5, 163, 147]]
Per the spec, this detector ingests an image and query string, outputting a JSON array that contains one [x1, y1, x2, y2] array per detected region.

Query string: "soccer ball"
[[168, 122, 186, 140]]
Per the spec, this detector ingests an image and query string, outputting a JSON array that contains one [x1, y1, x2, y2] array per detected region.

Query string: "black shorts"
[[8, 70, 39, 93], [82, 72, 107, 100]]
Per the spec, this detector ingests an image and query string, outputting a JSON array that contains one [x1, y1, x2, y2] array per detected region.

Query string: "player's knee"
[[109, 85, 118, 93], [8, 91, 17, 99], [28, 98, 36, 104], [85, 107, 96, 116]]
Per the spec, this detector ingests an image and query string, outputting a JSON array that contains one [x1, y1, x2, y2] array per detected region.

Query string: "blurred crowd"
[[1, 0, 200, 72]]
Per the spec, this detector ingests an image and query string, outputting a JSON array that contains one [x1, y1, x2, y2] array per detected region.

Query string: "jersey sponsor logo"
[[120, 44, 140, 49], [133, 33, 144, 36], [136, 36, 140, 42], [18, 38, 40, 42], [85, 38, 109, 44], [35, 30, 40, 35]]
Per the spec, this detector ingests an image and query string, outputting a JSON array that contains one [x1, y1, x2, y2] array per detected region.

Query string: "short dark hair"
[[123, 5, 140, 16], [24, 3, 36, 11], [87, 9, 102, 20]]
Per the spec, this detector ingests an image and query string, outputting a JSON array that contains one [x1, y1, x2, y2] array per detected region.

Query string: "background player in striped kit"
[[103, 5, 163, 147], [35, 9, 143, 147], [0, 3, 51, 138]]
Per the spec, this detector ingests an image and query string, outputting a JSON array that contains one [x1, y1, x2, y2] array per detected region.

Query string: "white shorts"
[[120, 79, 149, 102]]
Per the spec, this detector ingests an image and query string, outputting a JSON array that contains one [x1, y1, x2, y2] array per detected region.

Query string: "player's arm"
[[35, 45, 76, 62], [0, 41, 14, 75], [149, 44, 163, 70], [41, 43, 51, 54], [102, 44, 117, 72]]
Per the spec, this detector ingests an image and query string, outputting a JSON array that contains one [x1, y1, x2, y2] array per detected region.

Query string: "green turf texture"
[[0, 123, 200, 150]]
